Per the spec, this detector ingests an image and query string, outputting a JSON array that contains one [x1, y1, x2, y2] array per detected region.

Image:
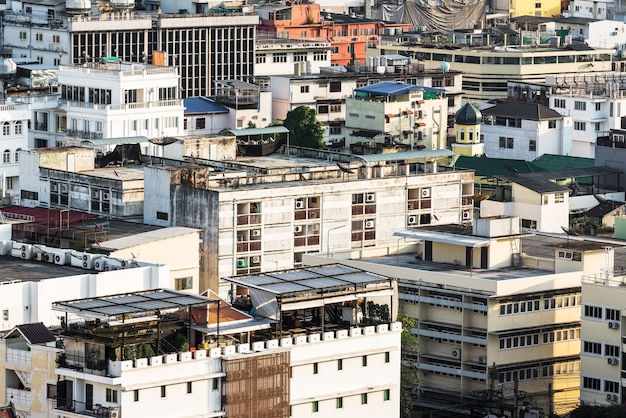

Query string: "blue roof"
[[354, 82, 445, 96], [183, 97, 229, 115]]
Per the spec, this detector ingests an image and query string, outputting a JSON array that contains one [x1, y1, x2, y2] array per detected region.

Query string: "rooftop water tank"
[[66, 0, 91, 14]]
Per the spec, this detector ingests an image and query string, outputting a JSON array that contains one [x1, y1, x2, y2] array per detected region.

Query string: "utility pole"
[[513, 375, 519, 418], [547, 383, 554, 418]]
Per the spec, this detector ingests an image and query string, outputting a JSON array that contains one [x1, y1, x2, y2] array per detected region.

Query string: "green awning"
[[80, 137, 150, 146], [226, 127, 289, 137]]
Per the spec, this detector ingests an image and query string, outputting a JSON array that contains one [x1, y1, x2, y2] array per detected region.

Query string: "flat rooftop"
[[0, 255, 84, 283]]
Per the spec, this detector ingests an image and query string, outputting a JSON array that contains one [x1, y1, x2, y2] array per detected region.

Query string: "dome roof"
[[66, 0, 91, 12], [455, 103, 482, 125]]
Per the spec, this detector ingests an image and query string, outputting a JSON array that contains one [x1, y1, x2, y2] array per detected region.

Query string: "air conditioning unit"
[[32, 250, 45, 261], [408, 216, 417, 225], [365, 220, 375, 229], [60, 183, 68, 193], [44, 252, 54, 263], [236, 259, 249, 269], [609, 322, 620, 329], [462, 210, 471, 220], [91, 189, 99, 199], [109, 410, 120, 418], [104, 264, 120, 271], [54, 252, 70, 265], [251, 256, 261, 264], [421, 188, 431, 198], [478, 356, 487, 364], [51, 183, 59, 192], [103, 192, 110, 201], [11, 243, 32, 260], [251, 229, 261, 237], [607, 393, 619, 402], [94, 258, 107, 271], [295, 200, 304, 209], [607, 357, 619, 365], [294, 225, 303, 233], [365, 193, 376, 202], [452, 349, 461, 359]]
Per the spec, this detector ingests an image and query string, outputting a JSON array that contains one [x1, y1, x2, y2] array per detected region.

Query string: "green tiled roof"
[[532, 154, 595, 171], [454, 156, 545, 177]]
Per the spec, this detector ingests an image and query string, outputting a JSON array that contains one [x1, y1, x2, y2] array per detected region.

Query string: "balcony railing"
[[56, 399, 121, 418], [66, 130, 103, 139]]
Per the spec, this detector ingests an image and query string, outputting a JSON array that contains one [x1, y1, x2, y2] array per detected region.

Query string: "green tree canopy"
[[282, 106, 325, 149], [398, 313, 420, 418]]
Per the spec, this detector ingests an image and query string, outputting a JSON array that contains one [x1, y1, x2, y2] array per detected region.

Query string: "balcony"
[[66, 130, 104, 140], [35, 122, 48, 131], [55, 399, 121, 418]]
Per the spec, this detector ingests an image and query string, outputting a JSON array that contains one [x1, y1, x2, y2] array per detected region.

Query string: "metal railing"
[[56, 399, 121, 418]]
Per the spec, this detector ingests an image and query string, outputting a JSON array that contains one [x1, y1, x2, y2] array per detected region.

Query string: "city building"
[[579, 272, 626, 405], [345, 82, 448, 151], [143, 146, 473, 292], [256, 2, 409, 66], [0, 0, 258, 97], [376, 41, 614, 101], [481, 101, 572, 160], [509, 0, 562, 18], [1, 265, 401, 418], [301, 222, 626, 416], [0, 99, 29, 204], [596, 128, 626, 189], [270, 57, 463, 146], [255, 37, 332, 76], [452, 102, 484, 157]]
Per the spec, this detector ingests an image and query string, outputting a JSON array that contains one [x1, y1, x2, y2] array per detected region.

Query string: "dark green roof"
[[455, 103, 482, 125], [455, 155, 545, 177], [532, 154, 594, 171]]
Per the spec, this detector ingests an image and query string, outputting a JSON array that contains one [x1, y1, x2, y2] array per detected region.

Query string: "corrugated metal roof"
[[226, 126, 289, 137], [532, 154, 594, 171], [5, 322, 56, 344], [354, 149, 454, 163], [354, 82, 444, 96], [496, 167, 622, 194], [97, 227, 201, 251], [222, 264, 390, 296], [455, 156, 545, 177], [81, 137, 149, 146], [52, 289, 216, 318]]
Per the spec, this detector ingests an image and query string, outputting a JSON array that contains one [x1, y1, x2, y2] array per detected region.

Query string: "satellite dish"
[[440, 61, 450, 73]]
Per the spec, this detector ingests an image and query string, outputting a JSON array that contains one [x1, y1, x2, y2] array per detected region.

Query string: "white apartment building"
[[345, 81, 448, 151], [57, 60, 184, 146], [481, 101, 573, 160], [255, 37, 332, 76], [547, 73, 626, 158], [0, 0, 258, 98], [1, 265, 401, 418], [552, 17, 626, 50], [302, 220, 622, 416], [0, 101, 29, 203], [580, 274, 626, 405], [568, 1, 611, 19]]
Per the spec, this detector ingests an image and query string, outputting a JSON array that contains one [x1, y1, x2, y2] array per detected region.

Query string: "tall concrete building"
[[0, 0, 257, 97]]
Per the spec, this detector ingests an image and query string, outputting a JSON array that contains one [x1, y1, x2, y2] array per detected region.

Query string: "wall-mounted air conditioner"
[[295, 200, 304, 209], [294, 225, 303, 233], [462, 210, 471, 220], [607, 357, 619, 365], [251, 229, 261, 237], [608, 321, 620, 329], [365, 193, 376, 202], [421, 188, 431, 198], [408, 216, 417, 225], [452, 348, 461, 359], [365, 220, 375, 229]]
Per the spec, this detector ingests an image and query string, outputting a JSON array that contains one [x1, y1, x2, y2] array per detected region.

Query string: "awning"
[[351, 129, 383, 138], [403, 110, 414, 115], [403, 130, 413, 135], [385, 113, 395, 119], [415, 122, 426, 127], [394, 230, 491, 248], [417, 100, 425, 104]]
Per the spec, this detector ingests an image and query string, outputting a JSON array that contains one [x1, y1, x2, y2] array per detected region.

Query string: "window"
[[584, 305, 603, 319], [337, 359, 343, 370], [595, 122, 601, 131], [574, 121, 586, 131], [313, 51, 327, 61], [175, 277, 193, 290], [53, 35, 60, 43], [329, 81, 341, 93], [529, 140, 536, 151], [106, 388, 118, 403], [605, 380, 620, 393], [312, 401, 319, 412], [595, 102, 601, 111], [2, 123, 9, 136], [300, 85, 309, 93], [294, 52, 307, 62], [35, 33, 43, 42], [19, 31, 27, 40], [535, 2, 541, 7], [499, 136, 514, 149], [362, 355, 367, 367], [313, 363, 318, 374], [554, 192, 565, 203], [14, 149, 20, 164], [161, 385, 166, 398], [606, 308, 620, 321], [273, 53, 287, 63], [3, 150, 10, 164], [507, 137, 514, 148], [15, 121, 22, 135], [212, 378, 219, 391], [548, 120, 556, 129], [582, 377, 601, 391], [2, 310, 7, 321], [574, 101, 586, 111], [256, 54, 266, 64], [361, 393, 368, 404], [131, 120, 138, 131], [336, 397, 343, 408], [329, 126, 341, 135], [187, 382, 192, 394], [330, 104, 341, 113], [383, 389, 390, 401], [196, 118, 206, 130], [605, 344, 620, 357], [133, 390, 139, 402], [46, 384, 57, 399]]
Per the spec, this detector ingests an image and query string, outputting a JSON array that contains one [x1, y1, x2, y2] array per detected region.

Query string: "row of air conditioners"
[[94, 256, 133, 272], [9, 242, 32, 260]]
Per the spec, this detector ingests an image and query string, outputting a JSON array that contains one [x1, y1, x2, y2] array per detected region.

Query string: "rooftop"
[[183, 97, 229, 115], [482, 102, 563, 120]]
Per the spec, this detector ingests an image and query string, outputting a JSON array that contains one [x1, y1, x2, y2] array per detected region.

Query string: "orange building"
[[257, 3, 409, 66]]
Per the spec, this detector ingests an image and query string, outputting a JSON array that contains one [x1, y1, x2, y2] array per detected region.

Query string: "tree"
[[398, 313, 420, 418], [282, 106, 325, 149]]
